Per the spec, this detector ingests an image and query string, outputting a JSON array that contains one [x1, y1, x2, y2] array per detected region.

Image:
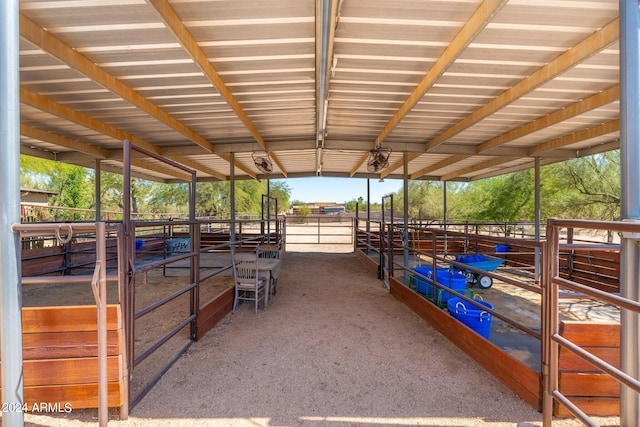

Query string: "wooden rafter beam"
[[425, 17, 619, 152], [96, 163, 170, 183], [373, 0, 508, 148], [439, 156, 519, 182], [410, 154, 469, 180], [20, 145, 56, 161], [479, 85, 620, 153], [469, 159, 553, 182], [370, 0, 507, 178], [21, 88, 229, 179], [19, 13, 216, 155], [380, 153, 421, 179], [55, 146, 229, 181], [20, 124, 109, 159], [22, 125, 191, 180], [129, 158, 192, 181], [167, 156, 225, 181], [145, 0, 288, 178], [578, 140, 619, 157], [269, 154, 288, 178], [414, 85, 620, 180], [439, 120, 620, 181], [528, 119, 620, 156], [20, 88, 160, 155], [218, 153, 257, 179], [349, 152, 371, 177]]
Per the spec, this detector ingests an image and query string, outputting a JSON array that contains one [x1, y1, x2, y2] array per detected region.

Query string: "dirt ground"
[[7, 243, 620, 427]]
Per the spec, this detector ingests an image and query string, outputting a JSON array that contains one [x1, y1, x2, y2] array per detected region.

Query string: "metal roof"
[[18, 0, 620, 183]]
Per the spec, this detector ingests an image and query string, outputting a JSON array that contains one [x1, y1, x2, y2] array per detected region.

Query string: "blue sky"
[[279, 177, 403, 204]]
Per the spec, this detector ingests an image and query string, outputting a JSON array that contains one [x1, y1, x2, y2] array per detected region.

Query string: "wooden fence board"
[[196, 287, 234, 341], [555, 397, 620, 417], [558, 346, 620, 371], [556, 321, 621, 417], [1, 304, 126, 413], [23, 330, 122, 359], [559, 372, 620, 397], [19, 382, 123, 410], [21, 305, 121, 334], [559, 321, 620, 347], [0, 356, 121, 387]]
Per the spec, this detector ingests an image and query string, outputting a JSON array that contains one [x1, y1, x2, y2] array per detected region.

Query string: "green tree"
[[21, 155, 92, 219], [58, 167, 88, 219], [147, 182, 189, 214], [235, 180, 263, 213], [196, 181, 229, 217], [395, 181, 447, 220], [546, 152, 620, 220], [462, 171, 534, 222], [345, 196, 364, 213], [266, 180, 291, 213], [297, 204, 311, 223]]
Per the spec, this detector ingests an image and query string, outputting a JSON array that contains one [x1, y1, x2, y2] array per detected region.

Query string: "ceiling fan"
[[367, 146, 392, 173], [252, 151, 273, 174]]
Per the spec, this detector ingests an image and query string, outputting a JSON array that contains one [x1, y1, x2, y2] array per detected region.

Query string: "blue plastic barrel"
[[432, 269, 468, 304], [447, 297, 494, 339], [413, 266, 433, 295]]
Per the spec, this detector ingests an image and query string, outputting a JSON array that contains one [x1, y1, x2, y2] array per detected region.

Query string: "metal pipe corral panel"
[[1, 0, 25, 425]]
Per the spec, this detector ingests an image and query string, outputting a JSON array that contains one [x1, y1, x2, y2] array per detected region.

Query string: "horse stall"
[[355, 220, 624, 418], [3, 223, 127, 424], [3, 220, 251, 420]]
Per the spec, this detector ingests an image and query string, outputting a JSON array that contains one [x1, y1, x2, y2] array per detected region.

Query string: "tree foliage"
[[195, 180, 291, 217], [389, 152, 620, 222], [547, 151, 620, 220], [20, 150, 620, 222], [460, 170, 535, 222], [20, 155, 293, 218], [267, 181, 292, 214], [21, 156, 91, 219]]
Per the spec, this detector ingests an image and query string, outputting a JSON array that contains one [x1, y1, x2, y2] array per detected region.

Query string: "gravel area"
[[11, 248, 618, 427]]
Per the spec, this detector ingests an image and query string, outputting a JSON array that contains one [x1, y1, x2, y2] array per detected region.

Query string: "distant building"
[[20, 188, 57, 206], [290, 201, 346, 215]]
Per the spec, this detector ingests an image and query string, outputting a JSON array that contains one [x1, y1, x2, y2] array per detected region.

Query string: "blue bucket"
[[495, 244, 509, 253], [135, 239, 144, 251], [413, 266, 433, 295], [433, 269, 468, 304], [447, 297, 494, 339]]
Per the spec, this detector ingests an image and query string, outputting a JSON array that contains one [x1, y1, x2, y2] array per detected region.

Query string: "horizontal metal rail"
[[135, 282, 197, 320], [129, 340, 193, 410], [133, 314, 196, 368]]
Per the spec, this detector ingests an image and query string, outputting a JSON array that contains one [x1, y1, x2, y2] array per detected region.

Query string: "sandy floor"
[[9, 245, 619, 427]]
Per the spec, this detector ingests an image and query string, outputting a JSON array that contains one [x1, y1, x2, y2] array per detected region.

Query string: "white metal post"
[[619, 1, 640, 425], [0, 0, 25, 424]]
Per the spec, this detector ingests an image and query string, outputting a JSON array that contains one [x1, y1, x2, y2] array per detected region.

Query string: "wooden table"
[[255, 258, 282, 308]]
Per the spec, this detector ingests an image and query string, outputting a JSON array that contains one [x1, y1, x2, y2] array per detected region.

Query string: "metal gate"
[[284, 215, 355, 247]]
